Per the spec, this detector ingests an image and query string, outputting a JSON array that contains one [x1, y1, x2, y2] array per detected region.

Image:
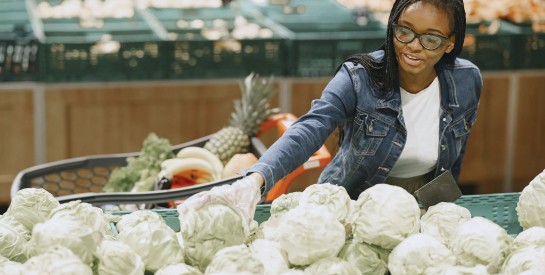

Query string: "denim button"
[[441, 144, 446, 151]]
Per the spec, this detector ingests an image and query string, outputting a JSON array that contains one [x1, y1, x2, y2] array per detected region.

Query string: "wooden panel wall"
[[513, 75, 545, 191], [458, 76, 510, 194], [0, 90, 35, 203], [43, 82, 254, 161]]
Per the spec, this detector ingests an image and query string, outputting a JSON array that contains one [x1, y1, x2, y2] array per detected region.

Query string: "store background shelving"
[[1, 0, 544, 82]]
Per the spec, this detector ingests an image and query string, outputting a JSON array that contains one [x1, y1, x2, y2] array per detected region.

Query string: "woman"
[[243, 0, 482, 200]]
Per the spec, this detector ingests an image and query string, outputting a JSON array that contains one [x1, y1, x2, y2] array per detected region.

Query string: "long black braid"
[[336, 0, 467, 146]]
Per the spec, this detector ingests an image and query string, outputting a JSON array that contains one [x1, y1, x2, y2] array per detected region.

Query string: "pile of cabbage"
[[1, 169, 544, 275]]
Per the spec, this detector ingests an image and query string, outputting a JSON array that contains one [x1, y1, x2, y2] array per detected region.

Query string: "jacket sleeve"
[[242, 64, 358, 194]]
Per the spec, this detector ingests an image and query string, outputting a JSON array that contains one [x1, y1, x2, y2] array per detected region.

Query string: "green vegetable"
[[103, 133, 174, 192], [5, 188, 59, 232]]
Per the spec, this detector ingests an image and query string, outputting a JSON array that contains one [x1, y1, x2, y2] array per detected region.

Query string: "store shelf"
[[0, 0, 544, 82]]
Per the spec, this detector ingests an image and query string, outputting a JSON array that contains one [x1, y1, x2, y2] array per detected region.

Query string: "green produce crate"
[[460, 21, 528, 71], [513, 32, 545, 70], [107, 192, 523, 236], [0, 0, 39, 81], [453, 192, 522, 236], [240, 0, 386, 77], [150, 7, 287, 79], [288, 33, 385, 77], [0, 30, 40, 82], [38, 14, 167, 82]]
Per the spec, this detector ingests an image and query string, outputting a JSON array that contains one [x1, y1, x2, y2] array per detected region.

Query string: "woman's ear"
[[445, 42, 455, 54]]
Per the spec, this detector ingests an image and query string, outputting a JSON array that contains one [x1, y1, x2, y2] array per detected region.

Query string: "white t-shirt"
[[388, 77, 440, 178]]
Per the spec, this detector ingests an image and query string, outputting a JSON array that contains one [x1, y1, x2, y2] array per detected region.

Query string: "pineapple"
[[204, 72, 279, 163]]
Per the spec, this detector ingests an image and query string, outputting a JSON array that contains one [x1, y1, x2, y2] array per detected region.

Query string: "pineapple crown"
[[229, 72, 280, 136]]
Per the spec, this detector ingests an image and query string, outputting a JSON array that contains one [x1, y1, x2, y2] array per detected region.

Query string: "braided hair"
[[344, 0, 466, 94], [336, 0, 466, 147]]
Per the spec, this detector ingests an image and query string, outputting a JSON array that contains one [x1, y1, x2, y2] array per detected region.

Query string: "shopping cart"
[[10, 113, 332, 208]]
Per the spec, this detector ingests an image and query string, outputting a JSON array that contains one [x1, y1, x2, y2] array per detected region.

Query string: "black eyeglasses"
[[392, 23, 451, 50]]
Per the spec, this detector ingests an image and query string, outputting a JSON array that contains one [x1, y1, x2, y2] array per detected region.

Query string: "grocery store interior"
[[1, 0, 545, 211], [2, 0, 545, 273]]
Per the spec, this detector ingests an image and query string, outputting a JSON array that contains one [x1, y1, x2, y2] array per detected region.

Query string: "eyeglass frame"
[[392, 23, 452, 51]]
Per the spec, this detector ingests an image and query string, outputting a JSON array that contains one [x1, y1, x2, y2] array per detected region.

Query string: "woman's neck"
[[399, 70, 437, 94]]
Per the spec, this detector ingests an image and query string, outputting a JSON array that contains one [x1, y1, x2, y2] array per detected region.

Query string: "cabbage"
[[204, 244, 264, 275], [177, 180, 261, 271], [352, 184, 420, 249], [5, 188, 59, 231], [155, 263, 203, 275], [117, 220, 184, 272], [0, 255, 6, 264], [270, 192, 301, 218], [115, 209, 166, 233], [280, 269, 305, 275], [388, 233, 455, 275], [249, 239, 289, 275], [516, 169, 545, 230], [424, 264, 489, 275], [96, 239, 145, 275], [0, 220, 29, 263], [499, 247, 545, 274], [303, 257, 362, 275], [49, 200, 112, 240], [338, 239, 389, 275], [24, 245, 93, 275], [449, 217, 512, 273], [30, 216, 98, 265], [258, 215, 283, 242], [420, 202, 471, 246], [512, 226, 545, 252], [180, 203, 246, 271], [0, 259, 25, 275], [0, 215, 30, 241], [277, 204, 346, 266], [299, 183, 351, 224]]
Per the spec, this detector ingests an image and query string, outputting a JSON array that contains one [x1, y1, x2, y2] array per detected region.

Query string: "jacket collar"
[[376, 59, 460, 112]]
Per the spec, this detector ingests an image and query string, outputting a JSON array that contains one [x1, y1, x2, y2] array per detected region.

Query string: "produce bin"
[[37, 13, 167, 82], [0, 0, 39, 81], [10, 135, 266, 209], [149, 6, 288, 79], [460, 21, 527, 71], [108, 192, 524, 236], [453, 192, 522, 236], [240, 0, 386, 77]]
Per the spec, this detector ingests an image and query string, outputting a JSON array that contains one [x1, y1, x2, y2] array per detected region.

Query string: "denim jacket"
[[246, 50, 483, 199]]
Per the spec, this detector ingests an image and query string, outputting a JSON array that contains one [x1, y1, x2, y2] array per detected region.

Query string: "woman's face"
[[393, 1, 455, 80]]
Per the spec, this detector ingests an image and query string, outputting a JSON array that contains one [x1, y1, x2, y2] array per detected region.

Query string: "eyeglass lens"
[[394, 25, 444, 50]]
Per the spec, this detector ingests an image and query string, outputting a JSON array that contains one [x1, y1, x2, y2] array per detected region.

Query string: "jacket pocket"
[[450, 110, 477, 153], [351, 113, 390, 156]]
